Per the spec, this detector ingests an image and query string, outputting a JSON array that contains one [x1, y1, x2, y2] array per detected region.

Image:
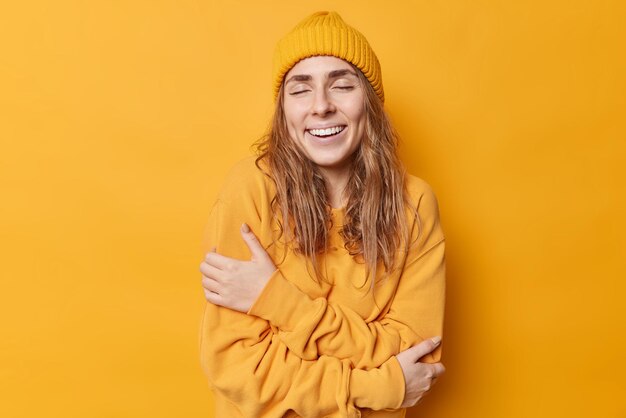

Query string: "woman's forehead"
[[285, 56, 354, 78]]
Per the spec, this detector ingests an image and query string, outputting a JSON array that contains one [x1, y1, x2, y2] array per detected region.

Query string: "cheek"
[[282, 111, 297, 133], [350, 109, 367, 136], [282, 111, 303, 143], [283, 103, 304, 127], [341, 97, 366, 125], [350, 105, 367, 144]]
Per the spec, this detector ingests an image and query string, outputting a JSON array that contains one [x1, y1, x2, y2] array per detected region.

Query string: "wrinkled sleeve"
[[198, 176, 406, 417], [247, 182, 446, 369]]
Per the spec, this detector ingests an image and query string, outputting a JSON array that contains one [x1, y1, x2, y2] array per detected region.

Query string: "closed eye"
[[289, 90, 309, 95]]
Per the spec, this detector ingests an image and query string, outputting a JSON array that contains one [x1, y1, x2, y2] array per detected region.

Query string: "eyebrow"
[[285, 69, 358, 85]]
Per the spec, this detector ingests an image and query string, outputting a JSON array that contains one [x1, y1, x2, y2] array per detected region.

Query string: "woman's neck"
[[320, 166, 350, 209]]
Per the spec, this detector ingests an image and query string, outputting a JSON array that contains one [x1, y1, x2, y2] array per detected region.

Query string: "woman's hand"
[[395, 336, 446, 408], [199, 223, 277, 313]]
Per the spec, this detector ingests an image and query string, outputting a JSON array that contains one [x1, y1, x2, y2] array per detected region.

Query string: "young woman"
[[199, 11, 446, 418]]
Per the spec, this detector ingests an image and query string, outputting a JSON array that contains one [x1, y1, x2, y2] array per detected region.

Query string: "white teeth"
[[308, 126, 345, 137]]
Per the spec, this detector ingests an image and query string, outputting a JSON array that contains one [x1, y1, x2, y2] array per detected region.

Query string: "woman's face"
[[282, 56, 366, 174]]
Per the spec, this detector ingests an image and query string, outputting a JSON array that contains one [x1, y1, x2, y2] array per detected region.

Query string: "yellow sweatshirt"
[[199, 156, 446, 418]]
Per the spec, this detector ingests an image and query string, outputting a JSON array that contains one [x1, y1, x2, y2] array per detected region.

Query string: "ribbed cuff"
[[247, 269, 321, 331], [349, 356, 405, 411]]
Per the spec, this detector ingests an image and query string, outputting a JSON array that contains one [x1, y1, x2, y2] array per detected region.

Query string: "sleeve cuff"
[[246, 269, 322, 331], [349, 356, 405, 411]]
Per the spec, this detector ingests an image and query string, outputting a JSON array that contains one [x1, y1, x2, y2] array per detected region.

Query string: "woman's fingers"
[[199, 260, 224, 282], [199, 229, 277, 313], [405, 336, 442, 362], [204, 251, 233, 270], [396, 354, 445, 408], [202, 286, 222, 306], [201, 276, 220, 293], [240, 223, 272, 262], [432, 362, 446, 377], [201, 275, 224, 306]]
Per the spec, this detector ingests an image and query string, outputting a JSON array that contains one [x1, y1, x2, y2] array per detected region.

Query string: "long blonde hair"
[[254, 65, 411, 289]]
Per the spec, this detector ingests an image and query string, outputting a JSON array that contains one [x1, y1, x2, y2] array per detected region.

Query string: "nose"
[[311, 89, 335, 116]]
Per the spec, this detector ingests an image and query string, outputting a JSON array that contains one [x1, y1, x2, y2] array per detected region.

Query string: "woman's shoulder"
[[404, 173, 441, 215], [216, 154, 273, 202], [403, 173, 446, 250], [223, 154, 267, 180]]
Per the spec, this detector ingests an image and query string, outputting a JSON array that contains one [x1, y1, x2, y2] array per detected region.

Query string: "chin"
[[310, 158, 349, 171], [305, 149, 353, 167], [306, 152, 339, 165]]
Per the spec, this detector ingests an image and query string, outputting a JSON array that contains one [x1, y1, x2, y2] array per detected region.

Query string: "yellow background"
[[1, 1, 625, 417]]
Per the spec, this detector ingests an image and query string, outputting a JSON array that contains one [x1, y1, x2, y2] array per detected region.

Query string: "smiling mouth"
[[307, 125, 346, 138]]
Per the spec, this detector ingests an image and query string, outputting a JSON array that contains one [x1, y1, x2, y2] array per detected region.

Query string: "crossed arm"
[[201, 184, 446, 372], [199, 199, 406, 417], [199, 165, 446, 415]]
